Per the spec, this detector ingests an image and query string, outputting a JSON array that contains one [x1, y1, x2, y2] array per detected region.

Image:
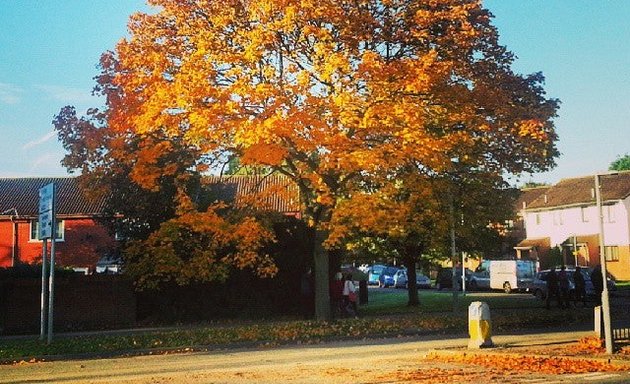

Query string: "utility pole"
[[450, 192, 459, 311], [595, 173, 613, 354]]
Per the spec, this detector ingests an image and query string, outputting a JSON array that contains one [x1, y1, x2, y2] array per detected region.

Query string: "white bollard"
[[594, 305, 602, 338], [468, 301, 493, 349]]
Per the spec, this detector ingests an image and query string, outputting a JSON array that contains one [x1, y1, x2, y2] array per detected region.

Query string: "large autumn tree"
[[93, 0, 558, 319]]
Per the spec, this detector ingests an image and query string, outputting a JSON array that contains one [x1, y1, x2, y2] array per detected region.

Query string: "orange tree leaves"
[[425, 352, 627, 375], [111, 0, 559, 221], [101, 0, 559, 317], [124, 205, 277, 290]]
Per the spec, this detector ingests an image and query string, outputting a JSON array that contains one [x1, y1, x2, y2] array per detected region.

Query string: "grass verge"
[[1, 289, 591, 363]]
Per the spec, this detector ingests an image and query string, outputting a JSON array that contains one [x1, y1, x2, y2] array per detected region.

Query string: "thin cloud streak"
[[22, 131, 57, 150], [35, 84, 96, 104], [0, 83, 23, 104]]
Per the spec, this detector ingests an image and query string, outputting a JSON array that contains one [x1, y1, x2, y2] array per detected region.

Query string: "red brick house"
[[0, 177, 116, 269], [0, 174, 301, 270]]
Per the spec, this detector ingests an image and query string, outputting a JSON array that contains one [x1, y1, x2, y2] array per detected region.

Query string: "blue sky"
[[1, 1, 629, 185]]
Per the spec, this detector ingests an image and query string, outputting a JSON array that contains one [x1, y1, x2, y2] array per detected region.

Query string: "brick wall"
[[0, 275, 135, 335]]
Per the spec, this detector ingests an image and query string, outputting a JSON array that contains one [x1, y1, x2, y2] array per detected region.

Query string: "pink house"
[[517, 172, 630, 280]]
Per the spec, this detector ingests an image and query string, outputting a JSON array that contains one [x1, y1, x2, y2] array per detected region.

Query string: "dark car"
[[378, 266, 400, 288], [435, 267, 472, 290], [531, 267, 606, 301]]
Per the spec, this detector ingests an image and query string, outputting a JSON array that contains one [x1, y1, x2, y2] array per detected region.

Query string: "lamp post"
[[595, 173, 613, 354]]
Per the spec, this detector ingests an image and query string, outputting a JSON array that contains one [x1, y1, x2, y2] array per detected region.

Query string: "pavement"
[[3, 327, 630, 384]]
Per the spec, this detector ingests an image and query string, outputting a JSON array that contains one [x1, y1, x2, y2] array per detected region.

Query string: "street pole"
[[461, 251, 466, 296], [47, 234, 56, 345], [595, 173, 613, 354], [39, 239, 48, 341], [449, 192, 459, 310]]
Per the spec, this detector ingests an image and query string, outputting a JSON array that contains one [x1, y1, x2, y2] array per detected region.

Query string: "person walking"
[[573, 266, 586, 307], [546, 267, 559, 310], [558, 265, 570, 309], [342, 273, 357, 317], [330, 272, 345, 318], [591, 264, 604, 307]]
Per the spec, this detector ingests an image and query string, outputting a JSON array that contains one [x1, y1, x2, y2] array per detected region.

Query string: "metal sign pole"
[[47, 183, 56, 345], [38, 182, 55, 344], [39, 239, 48, 341], [47, 236, 56, 345]]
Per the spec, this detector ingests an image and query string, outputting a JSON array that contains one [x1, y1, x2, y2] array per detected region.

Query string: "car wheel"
[[503, 282, 512, 294], [534, 289, 544, 300]]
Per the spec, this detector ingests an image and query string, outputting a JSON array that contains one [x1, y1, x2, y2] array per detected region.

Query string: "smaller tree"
[[610, 154, 630, 171], [124, 205, 277, 290]]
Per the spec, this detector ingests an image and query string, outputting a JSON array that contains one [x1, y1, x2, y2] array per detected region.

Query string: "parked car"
[[468, 260, 536, 293], [367, 264, 387, 286], [393, 269, 432, 289], [530, 267, 618, 300], [435, 267, 472, 290], [95, 254, 123, 274], [532, 267, 618, 301], [378, 266, 400, 288]]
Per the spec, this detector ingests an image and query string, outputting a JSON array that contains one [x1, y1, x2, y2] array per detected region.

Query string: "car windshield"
[[371, 265, 385, 274], [384, 267, 398, 275]]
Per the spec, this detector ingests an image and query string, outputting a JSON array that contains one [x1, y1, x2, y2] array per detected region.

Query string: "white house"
[[516, 171, 630, 280]]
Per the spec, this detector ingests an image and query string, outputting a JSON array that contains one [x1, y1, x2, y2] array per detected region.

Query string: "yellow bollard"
[[468, 301, 493, 349]]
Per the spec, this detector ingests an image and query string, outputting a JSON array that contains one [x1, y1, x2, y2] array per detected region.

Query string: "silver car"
[[393, 269, 432, 289]]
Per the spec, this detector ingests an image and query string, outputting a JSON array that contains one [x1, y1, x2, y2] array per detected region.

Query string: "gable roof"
[[0, 177, 107, 218], [526, 171, 630, 210], [0, 175, 302, 219], [204, 174, 301, 213], [515, 186, 550, 211]]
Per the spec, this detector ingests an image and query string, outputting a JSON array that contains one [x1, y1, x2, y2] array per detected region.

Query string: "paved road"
[[3, 330, 630, 384]]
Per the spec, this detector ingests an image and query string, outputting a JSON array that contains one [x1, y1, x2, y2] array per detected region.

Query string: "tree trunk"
[[403, 251, 419, 307], [313, 229, 331, 320]]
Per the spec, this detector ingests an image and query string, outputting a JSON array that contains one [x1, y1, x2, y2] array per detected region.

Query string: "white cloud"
[[27, 152, 66, 176], [22, 131, 57, 150], [35, 84, 96, 104], [0, 83, 23, 104]]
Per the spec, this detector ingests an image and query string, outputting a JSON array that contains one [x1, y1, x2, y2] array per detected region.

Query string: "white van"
[[469, 260, 537, 293]]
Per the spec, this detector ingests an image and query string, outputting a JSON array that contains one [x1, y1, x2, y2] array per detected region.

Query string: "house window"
[[552, 211, 563, 226], [603, 246, 619, 262], [30, 220, 64, 241], [581, 207, 589, 222], [535, 213, 541, 225], [606, 205, 616, 223]]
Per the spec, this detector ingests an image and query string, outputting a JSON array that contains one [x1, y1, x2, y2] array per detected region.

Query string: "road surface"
[[2, 330, 630, 383]]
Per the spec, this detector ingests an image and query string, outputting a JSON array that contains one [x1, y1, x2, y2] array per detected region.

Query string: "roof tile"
[[0, 177, 107, 217], [526, 171, 630, 209]]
